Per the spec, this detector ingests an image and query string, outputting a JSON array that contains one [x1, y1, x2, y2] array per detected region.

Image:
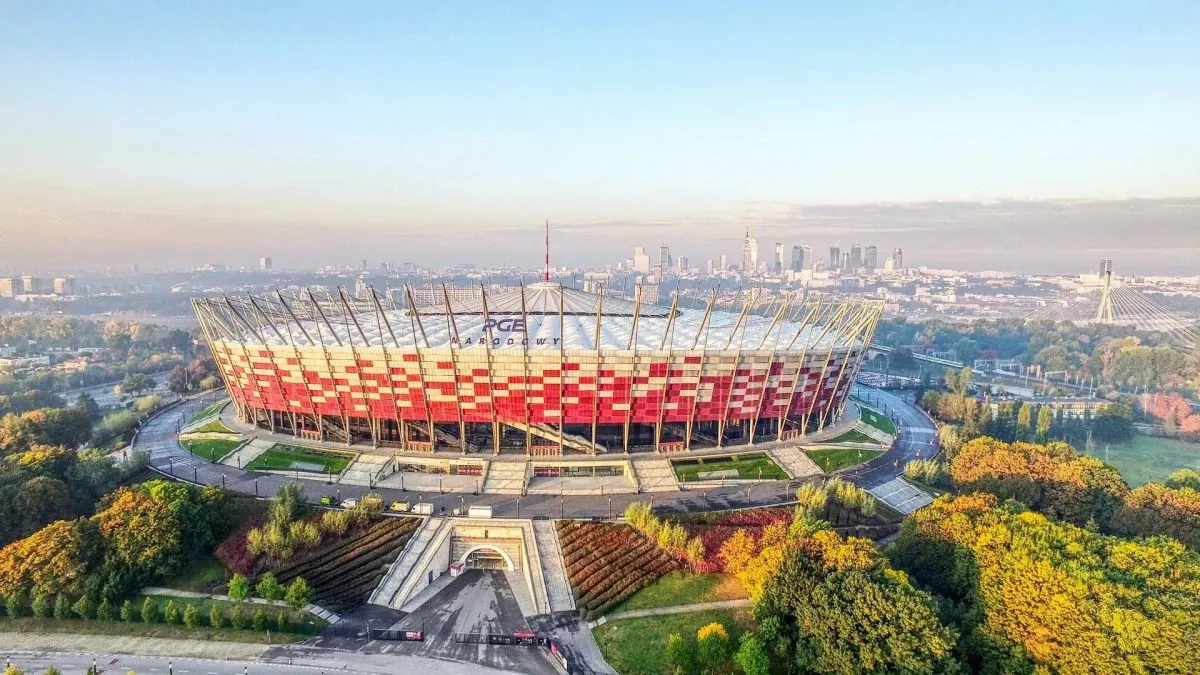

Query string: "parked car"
[[340, 498, 359, 508], [389, 500, 410, 513]]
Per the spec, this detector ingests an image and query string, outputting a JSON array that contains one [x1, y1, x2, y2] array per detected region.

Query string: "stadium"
[[194, 283, 881, 455]]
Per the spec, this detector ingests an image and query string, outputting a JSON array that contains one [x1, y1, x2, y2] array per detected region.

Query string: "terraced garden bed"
[[182, 438, 243, 462], [190, 399, 229, 424], [272, 517, 420, 611], [556, 520, 679, 620], [670, 452, 788, 482], [245, 444, 354, 474], [804, 446, 885, 472], [859, 406, 897, 435]]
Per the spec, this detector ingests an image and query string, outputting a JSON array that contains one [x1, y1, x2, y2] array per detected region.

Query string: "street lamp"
[[607, 497, 612, 519]]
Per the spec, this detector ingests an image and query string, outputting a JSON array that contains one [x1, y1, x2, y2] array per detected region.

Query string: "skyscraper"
[[742, 229, 753, 271], [892, 248, 904, 270], [659, 243, 671, 274], [864, 246, 878, 271], [259, 256, 272, 271], [677, 255, 689, 273], [849, 244, 863, 269], [829, 245, 841, 270], [773, 242, 784, 274], [719, 254, 728, 271], [52, 277, 76, 295], [791, 244, 812, 272], [749, 237, 759, 271], [633, 247, 651, 274], [0, 278, 17, 298]]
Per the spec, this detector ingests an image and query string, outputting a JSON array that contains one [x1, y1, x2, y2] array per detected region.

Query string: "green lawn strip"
[[826, 428, 880, 445], [672, 453, 789, 482], [181, 438, 243, 462], [611, 572, 747, 614], [0, 613, 312, 643], [160, 556, 230, 594], [859, 407, 897, 435], [192, 419, 237, 435], [244, 445, 353, 474], [804, 446, 885, 473], [133, 595, 326, 633], [189, 399, 229, 425], [1089, 433, 1200, 486], [594, 608, 753, 675]]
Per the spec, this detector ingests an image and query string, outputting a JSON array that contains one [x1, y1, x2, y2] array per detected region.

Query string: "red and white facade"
[[195, 284, 880, 455]]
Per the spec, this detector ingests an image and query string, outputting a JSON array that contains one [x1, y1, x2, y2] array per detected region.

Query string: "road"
[[140, 385, 937, 519], [64, 368, 175, 408]]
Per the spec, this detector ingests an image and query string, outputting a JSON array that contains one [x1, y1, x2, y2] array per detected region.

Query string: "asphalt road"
[[140, 385, 937, 519], [64, 368, 175, 408]]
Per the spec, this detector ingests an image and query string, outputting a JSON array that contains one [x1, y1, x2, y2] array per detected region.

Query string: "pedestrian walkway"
[[630, 457, 681, 492], [482, 460, 527, 494], [339, 453, 391, 486], [868, 477, 934, 514], [140, 587, 342, 624], [220, 438, 269, 468], [766, 445, 822, 478], [369, 517, 448, 609], [590, 598, 752, 626], [532, 520, 575, 613]]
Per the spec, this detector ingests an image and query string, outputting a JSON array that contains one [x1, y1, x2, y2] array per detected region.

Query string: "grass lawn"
[[1088, 433, 1200, 486], [594, 608, 753, 675], [189, 399, 229, 424], [245, 444, 353, 474], [859, 406, 897, 435], [181, 438, 243, 462], [1, 615, 314, 643], [192, 419, 237, 434], [612, 572, 746, 614], [672, 453, 789, 482], [804, 446, 885, 473], [161, 555, 230, 594], [826, 428, 880, 445]]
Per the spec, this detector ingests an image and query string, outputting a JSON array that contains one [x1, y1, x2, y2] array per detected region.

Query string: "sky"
[[1, 2, 1198, 274]]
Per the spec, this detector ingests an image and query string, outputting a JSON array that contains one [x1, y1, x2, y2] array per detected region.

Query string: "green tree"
[[275, 610, 289, 633], [1036, 405, 1053, 441], [75, 392, 102, 422], [31, 594, 50, 619], [252, 608, 267, 631], [255, 572, 284, 601], [227, 573, 250, 602], [6, 589, 24, 619], [53, 593, 70, 620], [734, 634, 771, 675], [696, 623, 731, 673], [95, 598, 112, 621], [164, 599, 180, 625], [209, 603, 224, 629], [183, 603, 200, 629], [121, 373, 155, 397], [120, 599, 134, 622], [230, 603, 246, 630], [666, 633, 693, 673], [1016, 402, 1033, 439], [285, 577, 313, 611], [1166, 469, 1200, 491], [71, 594, 94, 620], [140, 597, 158, 624]]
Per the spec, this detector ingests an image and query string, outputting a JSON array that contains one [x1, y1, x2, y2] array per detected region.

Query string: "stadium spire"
[[545, 219, 551, 282]]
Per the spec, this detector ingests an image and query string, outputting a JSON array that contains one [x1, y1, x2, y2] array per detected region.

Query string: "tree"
[[230, 603, 246, 630], [1036, 406, 1053, 441], [71, 594, 94, 620], [75, 392, 101, 422], [285, 577, 313, 611], [164, 599, 180, 625], [53, 593, 70, 620], [121, 373, 154, 397], [31, 593, 49, 618], [696, 622, 730, 673], [1016, 402, 1033, 439], [255, 572, 284, 601], [734, 634, 771, 675], [252, 608, 267, 631], [227, 573, 250, 602], [183, 603, 200, 628], [209, 602, 224, 629], [15, 476, 74, 537], [4, 589, 22, 618], [1090, 404, 1134, 443], [120, 599, 134, 622], [140, 596, 158, 624], [276, 610, 289, 633], [1166, 469, 1200, 491], [95, 598, 112, 621]]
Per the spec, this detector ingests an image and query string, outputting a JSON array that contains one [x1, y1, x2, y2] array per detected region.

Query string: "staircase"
[[369, 517, 448, 608], [482, 461, 527, 494], [532, 521, 575, 612], [631, 458, 681, 492], [505, 419, 607, 454], [407, 421, 480, 452], [766, 446, 821, 478]]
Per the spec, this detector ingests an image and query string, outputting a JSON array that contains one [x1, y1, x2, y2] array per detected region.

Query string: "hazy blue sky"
[[1, 2, 1198, 273]]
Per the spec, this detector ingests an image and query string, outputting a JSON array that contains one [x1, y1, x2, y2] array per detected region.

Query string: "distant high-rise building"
[[749, 237, 759, 271], [1099, 259, 1113, 276], [632, 246, 651, 274], [52, 277, 76, 295], [773, 243, 784, 274], [354, 277, 371, 300], [360, 259, 368, 271], [884, 257, 895, 271], [829, 245, 842, 270], [742, 229, 754, 271], [864, 246, 878, 271], [791, 245, 812, 272], [677, 255, 689, 273], [893, 248, 904, 270], [659, 243, 671, 273], [719, 254, 728, 271], [20, 275, 44, 295], [842, 252, 851, 270], [0, 278, 17, 298], [849, 244, 863, 269], [259, 257, 272, 271]]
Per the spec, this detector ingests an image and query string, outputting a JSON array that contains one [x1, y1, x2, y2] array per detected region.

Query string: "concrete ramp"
[[370, 517, 449, 608], [532, 521, 575, 613], [767, 445, 822, 478], [482, 461, 527, 494], [868, 477, 934, 514], [630, 458, 681, 492]]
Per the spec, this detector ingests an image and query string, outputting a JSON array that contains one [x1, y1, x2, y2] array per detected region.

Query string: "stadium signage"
[[451, 336, 561, 347], [483, 318, 526, 332]]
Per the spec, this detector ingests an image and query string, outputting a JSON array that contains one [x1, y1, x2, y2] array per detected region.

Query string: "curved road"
[[139, 384, 936, 519]]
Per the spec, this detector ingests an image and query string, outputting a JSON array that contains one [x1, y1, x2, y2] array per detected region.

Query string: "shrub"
[[72, 595, 94, 621], [183, 603, 200, 629], [696, 622, 731, 672], [288, 521, 321, 549], [276, 610, 289, 632], [164, 600, 180, 625], [795, 482, 829, 514], [6, 589, 24, 619], [53, 593, 70, 620], [95, 598, 112, 622], [120, 599, 134, 622], [735, 634, 770, 675], [140, 597, 158, 624], [319, 509, 351, 536], [209, 603, 224, 629], [252, 608, 267, 631], [255, 572, 284, 601], [227, 573, 250, 601], [230, 603, 246, 630], [667, 632, 693, 673], [285, 577, 313, 610], [31, 594, 50, 619]]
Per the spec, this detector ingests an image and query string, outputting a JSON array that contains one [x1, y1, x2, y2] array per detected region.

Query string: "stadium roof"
[[195, 285, 880, 352], [409, 282, 674, 317]]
